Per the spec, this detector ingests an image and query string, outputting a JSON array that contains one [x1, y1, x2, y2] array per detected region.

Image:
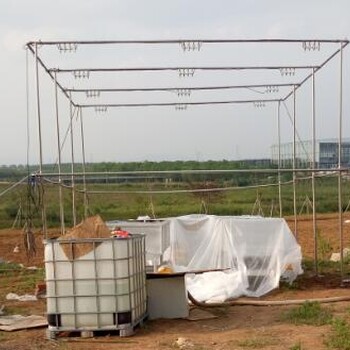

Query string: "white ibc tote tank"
[[44, 235, 147, 336]]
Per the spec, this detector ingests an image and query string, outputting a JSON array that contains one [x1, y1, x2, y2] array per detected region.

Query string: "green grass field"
[[1, 173, 350, 229]]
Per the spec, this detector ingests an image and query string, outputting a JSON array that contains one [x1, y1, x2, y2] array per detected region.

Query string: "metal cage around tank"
[[44, 234, 147, 337]]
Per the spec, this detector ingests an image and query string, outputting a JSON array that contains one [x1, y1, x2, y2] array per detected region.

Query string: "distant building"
[[271, 139, 350, 168]]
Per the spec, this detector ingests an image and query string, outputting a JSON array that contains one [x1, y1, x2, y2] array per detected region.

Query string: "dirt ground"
[[1, 213, 350, 350]]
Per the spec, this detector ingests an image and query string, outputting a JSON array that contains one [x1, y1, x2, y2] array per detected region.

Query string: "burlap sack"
[[58, 215, 110, 260]]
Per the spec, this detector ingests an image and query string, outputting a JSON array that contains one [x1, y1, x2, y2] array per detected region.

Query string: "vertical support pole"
[[292, 85, 298, 239], [338, 44, 344, 284], [25, 48, 32, 234], [311, 68, 318, 275], [79, 107, 88, 218], [34, 43, 47, 236], [54, 72, 65, 235], [277, 100, 282, 218], [69, 93, 77, 226]]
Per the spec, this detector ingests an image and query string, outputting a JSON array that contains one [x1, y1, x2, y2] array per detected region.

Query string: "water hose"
[[188, 292, 350, 308]]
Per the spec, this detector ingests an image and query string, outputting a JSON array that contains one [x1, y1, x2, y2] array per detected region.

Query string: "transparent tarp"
[[165, 215, 303, 300]]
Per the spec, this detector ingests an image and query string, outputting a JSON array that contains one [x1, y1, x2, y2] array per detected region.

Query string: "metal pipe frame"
[[311, 68, 318, 275], [277, 100, 282, 218], [38, 168, 350, 177], [292, 85, 298, 239], [66, 82, 298, 94], [79, 107, 88, 218], [26, 39, 349, 286], [35, 172, 339, 195], [338, 43, 344, 283], [25, 48, 33, 236], [50, 65, 318, 73], [26, 44, 77, 107], [35, 44, 43, 175], [54, 71, 65, 235], [81, 99, 279, 109], [282, 42, 349, 102], [26, 39, 349, 114], [34, 43, 47, 236], [280, 101, 313, 165], [69, 93, 77, 226], [26, 39, 349, 46]]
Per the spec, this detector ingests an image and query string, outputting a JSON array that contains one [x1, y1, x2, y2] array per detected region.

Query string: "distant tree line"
[[0, 159, 275, 186]]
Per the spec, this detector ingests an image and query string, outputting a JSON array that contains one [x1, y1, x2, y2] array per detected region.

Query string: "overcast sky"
[[1, 0, 350, 165]]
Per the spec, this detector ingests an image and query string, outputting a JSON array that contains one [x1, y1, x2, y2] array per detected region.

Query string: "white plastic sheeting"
[[166, 215, 303, 300]]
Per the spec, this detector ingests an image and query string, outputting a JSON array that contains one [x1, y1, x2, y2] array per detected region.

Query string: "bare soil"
[[1, 213, 350, 350]]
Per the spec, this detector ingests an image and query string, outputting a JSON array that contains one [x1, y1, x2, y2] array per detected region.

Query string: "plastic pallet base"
[[46, 318, 146, 340]]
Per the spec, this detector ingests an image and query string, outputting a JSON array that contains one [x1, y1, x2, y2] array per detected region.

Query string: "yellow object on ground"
[[157, 266, 173, 274]]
